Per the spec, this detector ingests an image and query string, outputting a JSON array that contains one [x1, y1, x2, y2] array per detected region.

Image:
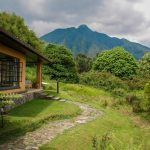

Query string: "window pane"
[[0, 53, 21, 89]]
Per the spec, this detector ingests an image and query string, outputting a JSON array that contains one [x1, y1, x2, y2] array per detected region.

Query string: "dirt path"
[[0, 99, 103, 150]]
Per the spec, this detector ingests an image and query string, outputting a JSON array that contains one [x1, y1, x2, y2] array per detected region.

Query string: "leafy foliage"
[[75, 54, 92, 73], [125, 76, 148, 90], [43, 44, 79, 83], [138, 52, 150, 78], [93, 47, 138, 78], [80, 71, 128, 92], [0, 12, 44, 53], [26, 66, 36, 84]]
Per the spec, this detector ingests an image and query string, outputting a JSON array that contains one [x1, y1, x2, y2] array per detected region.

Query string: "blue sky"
[[0, 0, 150, 46]]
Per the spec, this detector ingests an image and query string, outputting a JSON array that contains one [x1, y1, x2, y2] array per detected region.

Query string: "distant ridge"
[[41, 25, 150, 59]]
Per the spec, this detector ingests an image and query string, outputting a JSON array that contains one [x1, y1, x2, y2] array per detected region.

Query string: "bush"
[[138, 52, 150, 79], [80, 71, 128, 92], [126, 93, 150, 113], [125, 76, 148, 90], [93, 47, 138, 79]]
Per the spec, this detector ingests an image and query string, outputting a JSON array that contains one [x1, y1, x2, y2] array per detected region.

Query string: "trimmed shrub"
[[80, 71, 128, 91]]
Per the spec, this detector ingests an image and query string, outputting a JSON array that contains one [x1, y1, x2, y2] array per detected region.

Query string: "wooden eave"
[[0, 28, 50, 64]]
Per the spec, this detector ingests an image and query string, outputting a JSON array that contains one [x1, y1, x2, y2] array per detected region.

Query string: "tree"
[[138, 52, 150, 78], [75, 54, 92, 73], [93, 47, 138, 78], [0, 12, 44, 53], [43, 44, 79, 83]]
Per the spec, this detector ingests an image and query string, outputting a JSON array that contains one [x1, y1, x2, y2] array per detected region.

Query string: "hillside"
[[41, 25, 150, 59]]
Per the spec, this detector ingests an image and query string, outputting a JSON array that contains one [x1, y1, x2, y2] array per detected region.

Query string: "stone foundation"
[[5, 89, 44, 111]]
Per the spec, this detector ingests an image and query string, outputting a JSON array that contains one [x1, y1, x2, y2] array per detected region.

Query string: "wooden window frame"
[[0, 53, 23, 90]]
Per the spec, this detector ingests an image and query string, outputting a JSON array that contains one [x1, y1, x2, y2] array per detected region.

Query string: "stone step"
[[59, 99, 67, 102], [53, 97, 61, 100], [45, 95, 61, 101], [45, 95, 55, 99]]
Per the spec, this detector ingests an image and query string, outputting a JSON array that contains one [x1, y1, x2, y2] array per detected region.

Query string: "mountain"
[[41, 25, 150, 59]]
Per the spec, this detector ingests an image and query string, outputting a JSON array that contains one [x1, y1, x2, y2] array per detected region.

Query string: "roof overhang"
[[0, 28, 50, 64]]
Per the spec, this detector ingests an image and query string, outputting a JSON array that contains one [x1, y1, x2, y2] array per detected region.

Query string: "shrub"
[[80, 71, 128, 91], [125, 76, 148, 90], [93, 47, 138, 79], [138, 52, 150, 79]]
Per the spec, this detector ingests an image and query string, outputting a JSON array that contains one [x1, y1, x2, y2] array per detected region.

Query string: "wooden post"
[[35, 61, 42, 89], [57, 81, 59, 94]]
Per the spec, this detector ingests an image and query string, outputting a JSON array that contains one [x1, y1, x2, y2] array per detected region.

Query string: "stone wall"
[[5, 90, 44, 111]]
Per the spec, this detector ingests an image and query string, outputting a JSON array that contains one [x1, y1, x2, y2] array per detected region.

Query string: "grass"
[[44, 81, 116, 109], [0, 99, 81, 144], [40, 81, 150, 150]]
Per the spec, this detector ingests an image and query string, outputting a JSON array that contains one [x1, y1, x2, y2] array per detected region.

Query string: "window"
[[0, 53, 23, 90]]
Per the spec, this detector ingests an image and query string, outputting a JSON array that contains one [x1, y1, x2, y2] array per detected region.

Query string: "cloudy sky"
[[0, 0, 150, 46]]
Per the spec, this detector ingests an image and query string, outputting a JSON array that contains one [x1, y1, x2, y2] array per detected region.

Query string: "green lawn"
[[0, 99, 81, 144], [41, 82, 150, 150]]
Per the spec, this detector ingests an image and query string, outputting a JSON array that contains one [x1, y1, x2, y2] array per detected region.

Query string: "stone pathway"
[[0, 98, 103, 150]]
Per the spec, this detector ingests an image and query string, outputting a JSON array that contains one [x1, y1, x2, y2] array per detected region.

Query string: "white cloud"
[[0, 0, 150, 46]]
